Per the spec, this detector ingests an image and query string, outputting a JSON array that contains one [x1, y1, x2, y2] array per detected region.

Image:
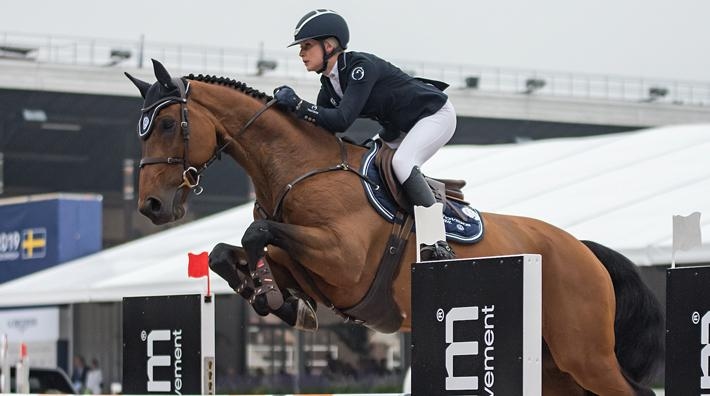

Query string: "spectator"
[[85, 358, 103, 394], [71, 355, 87, 393]]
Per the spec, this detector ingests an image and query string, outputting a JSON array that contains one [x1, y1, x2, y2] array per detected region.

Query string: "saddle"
[[374, 142, 470, 218], [360, 140, 483, 244]]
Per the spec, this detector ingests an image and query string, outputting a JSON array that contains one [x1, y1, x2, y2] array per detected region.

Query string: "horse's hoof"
[[294, 297, 318, 332]]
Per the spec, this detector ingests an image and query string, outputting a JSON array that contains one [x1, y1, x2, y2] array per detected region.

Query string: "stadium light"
[[648, 86, 669, 102], [107, 49, 131, 66], [256, 59, 278, 76], [524, 78, 546, 94], [465, 76, 479, 89]]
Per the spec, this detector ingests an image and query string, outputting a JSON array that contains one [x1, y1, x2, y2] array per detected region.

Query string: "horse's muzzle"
[[139, 196, 183, 224]]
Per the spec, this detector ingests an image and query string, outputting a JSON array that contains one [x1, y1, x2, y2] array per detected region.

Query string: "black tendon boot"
[[402, 167, 456, 261]]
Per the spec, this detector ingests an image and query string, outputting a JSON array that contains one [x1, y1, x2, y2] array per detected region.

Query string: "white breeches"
[[385, 99, 457, 183]]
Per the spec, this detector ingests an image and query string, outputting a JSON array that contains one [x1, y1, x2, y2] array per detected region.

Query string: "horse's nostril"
[[147, 197, 162, 213], [140, 197, 162, 217]]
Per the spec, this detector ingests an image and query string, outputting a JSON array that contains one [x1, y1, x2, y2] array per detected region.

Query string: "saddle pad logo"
[[462, 206, 479, 221], [351, 66, 365, 81]]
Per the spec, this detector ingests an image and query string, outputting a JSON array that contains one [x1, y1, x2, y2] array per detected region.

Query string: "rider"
[[273, 9, 457, 260]]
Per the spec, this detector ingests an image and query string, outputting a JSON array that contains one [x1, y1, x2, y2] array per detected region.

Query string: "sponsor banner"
[[0, 307, 59, 342], [123, 294, 205, 395], [666, 266, 710, 394], [3, 341, 58, 368], [411, 255, 541, 396], [0, 195, 101, 283]]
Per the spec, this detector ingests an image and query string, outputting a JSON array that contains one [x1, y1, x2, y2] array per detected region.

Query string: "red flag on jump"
[[188, 251, 211, 296], [188, 252, 209, 277]]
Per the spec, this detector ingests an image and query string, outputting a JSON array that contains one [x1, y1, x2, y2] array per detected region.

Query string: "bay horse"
[[126, 60, 662, 395]]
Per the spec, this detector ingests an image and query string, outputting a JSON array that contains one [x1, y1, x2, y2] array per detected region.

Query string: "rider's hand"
[[273, 85, 320, 125], [273, 86, 302, 112]]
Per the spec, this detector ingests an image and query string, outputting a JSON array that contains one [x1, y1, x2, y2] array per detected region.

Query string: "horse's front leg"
[[242, 219, 366, 304], [208, 243, 257, 306], [240, 222, 286, 314], [209, 242, 318, 330]]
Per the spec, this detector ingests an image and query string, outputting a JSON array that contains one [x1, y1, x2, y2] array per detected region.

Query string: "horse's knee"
[[208, 243, 237, 270], [242, 221, 272, 249]]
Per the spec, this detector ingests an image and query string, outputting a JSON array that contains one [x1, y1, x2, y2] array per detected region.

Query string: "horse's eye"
[[161, 118, 176, 131]]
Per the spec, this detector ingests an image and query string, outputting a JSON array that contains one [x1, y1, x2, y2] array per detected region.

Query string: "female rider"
[[274, 9, 457, 261]]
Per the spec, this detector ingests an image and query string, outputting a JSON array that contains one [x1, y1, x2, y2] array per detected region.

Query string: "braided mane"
[[185, 74, 273, 102]]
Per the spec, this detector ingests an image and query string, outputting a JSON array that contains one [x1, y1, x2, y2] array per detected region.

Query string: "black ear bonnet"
[[137, 77, 190, 139]]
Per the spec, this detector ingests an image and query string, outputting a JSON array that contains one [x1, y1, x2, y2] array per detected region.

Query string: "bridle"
[[138, 77, 276, 195]]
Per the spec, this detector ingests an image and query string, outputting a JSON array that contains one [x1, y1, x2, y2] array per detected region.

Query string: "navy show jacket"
[[314, 51, 448, 136]]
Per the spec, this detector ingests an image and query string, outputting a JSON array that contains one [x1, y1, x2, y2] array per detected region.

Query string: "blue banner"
[[0, 194, 101, 283]]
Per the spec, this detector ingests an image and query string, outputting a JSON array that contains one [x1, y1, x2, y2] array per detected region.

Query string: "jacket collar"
[[320, 52, 349, 101], [336, 52, 349, 89]]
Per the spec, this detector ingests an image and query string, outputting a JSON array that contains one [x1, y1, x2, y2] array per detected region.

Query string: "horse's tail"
[[581, 240, 664, 385]]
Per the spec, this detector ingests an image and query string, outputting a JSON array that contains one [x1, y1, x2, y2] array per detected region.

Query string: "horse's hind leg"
[[543, 254, 639, 396], [541, 342, 586, 396]]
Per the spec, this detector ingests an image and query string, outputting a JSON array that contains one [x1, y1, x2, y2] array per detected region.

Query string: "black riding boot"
[[402, 167, 456, 261]]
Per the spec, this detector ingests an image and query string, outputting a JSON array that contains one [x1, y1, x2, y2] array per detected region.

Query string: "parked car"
[[1, 366, 76, 394]]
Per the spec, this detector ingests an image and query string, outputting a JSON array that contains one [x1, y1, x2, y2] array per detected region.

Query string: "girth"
[[342, 210, 413, 332]]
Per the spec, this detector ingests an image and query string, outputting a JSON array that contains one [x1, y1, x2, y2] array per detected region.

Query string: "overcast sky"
[[2, 0, 709, 81]]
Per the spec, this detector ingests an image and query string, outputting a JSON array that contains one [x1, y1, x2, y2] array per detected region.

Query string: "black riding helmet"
[[289, 9, 349, 73]]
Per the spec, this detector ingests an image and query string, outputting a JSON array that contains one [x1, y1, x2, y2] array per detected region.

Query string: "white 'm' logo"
[[146, 330, 171, 392], [445, 306, 479, 390], [700, 311, 710, 390], [443, 304, 496, 392]]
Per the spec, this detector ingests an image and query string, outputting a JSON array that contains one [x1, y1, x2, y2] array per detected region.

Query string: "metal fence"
[[2, 31, 709, 105]]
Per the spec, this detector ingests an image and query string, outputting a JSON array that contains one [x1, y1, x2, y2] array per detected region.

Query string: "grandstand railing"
[[1, 31, 708, 106]]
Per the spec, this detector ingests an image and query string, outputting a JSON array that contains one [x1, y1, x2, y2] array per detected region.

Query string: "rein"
[[257, 136, 380, 222], [139, 77, 277, 195]]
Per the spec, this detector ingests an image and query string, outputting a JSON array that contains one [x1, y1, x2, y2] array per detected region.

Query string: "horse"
[[126, 60, 663, 396]]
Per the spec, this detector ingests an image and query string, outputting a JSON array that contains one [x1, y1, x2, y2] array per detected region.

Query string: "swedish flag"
[[21, 228, 47, 259]]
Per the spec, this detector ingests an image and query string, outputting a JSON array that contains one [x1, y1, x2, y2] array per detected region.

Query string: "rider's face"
[[299, 39, 324, 72]]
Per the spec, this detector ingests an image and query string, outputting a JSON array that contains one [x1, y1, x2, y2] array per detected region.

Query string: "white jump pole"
[[0, 334, 9, 394]]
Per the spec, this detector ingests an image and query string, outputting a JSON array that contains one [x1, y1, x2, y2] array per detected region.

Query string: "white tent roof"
[[0, 123, 708, 307], [426, 123, 710, 266]]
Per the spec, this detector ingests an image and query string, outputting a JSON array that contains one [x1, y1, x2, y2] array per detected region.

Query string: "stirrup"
[[420, 240, 456, 261]]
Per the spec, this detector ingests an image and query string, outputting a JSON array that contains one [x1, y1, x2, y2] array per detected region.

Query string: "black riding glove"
[[273, 85, 320, 124]]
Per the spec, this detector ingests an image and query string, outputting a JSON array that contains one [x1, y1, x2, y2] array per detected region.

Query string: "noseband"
[[138, 78, 276, 195]]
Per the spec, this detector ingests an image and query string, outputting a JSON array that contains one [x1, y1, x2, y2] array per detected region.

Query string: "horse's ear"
[[124, 72, 151, 98], [151, 59, 176, 90]]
